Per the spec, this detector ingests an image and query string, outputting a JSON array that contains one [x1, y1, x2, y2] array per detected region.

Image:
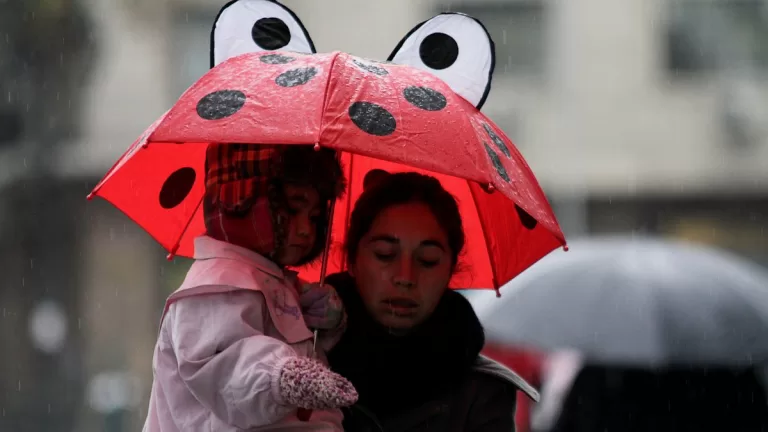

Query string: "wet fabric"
[[88, 50, 565, 288], [142, 236, 345, 431]]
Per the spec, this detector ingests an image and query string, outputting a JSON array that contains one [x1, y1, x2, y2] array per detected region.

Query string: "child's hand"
[[298, 283, 344, 330], [279, 357, 358, 409]]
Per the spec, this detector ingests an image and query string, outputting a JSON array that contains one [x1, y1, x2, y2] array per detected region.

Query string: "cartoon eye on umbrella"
[[88, 0, 566, 293]]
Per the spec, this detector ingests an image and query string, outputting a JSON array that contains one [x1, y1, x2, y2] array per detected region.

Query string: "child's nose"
[[296, 215, 312, 237]]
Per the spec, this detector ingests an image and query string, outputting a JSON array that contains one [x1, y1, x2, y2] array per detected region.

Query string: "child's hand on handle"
[[279, 356, 358, 410], [298, 283, 344, 330]]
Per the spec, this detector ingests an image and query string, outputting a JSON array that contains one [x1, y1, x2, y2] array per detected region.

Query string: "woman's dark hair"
[[346, 171, 465, 270]]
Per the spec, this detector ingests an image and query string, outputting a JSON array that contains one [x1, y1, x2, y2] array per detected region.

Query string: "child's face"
[[274, 184, 321, 266]]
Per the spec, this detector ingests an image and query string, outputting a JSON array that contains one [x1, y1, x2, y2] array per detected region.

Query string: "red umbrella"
[[88, 7, 566, 291], [90, 49, 564, 289]]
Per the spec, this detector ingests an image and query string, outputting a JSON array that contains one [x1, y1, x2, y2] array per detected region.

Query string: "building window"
[[443, 1, 547, 78], [666, 0, 768, 74], [169, 9, 219, 99]]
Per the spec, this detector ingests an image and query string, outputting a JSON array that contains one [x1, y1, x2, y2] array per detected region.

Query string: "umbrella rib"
[[318, 52, 342, 144], [167, 193, 205, 259], [716, 266, 768, 363], [338, 153, 355, 271], [467, 185, 500, 291], [645, 276, 672, 367]]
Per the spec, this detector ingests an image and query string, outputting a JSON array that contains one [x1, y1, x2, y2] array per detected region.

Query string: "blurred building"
[[0, 0, 766, 430]]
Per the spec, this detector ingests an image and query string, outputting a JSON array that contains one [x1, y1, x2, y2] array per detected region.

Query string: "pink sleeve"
[[166, 290, 297, 428]]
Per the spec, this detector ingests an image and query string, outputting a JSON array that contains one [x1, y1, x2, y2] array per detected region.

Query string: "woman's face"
[[350, 202, 453, 330]]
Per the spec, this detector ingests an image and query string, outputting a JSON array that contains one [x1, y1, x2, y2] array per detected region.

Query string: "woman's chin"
[[375, 313, 419, 331]]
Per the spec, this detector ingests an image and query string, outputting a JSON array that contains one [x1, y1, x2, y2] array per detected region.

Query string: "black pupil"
[[252, 17, 291, 50], [419, 32, 459, 70]]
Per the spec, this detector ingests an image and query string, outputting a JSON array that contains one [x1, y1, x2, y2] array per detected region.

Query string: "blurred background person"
[[472, 237, 768, 432]]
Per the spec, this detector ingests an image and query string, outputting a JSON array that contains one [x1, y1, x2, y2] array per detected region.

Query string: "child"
[[142, 143, 357, 431]]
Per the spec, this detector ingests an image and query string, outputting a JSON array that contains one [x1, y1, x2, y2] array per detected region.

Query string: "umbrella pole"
[[318, 197, 336, 287], [298, 149, 339, 422], [309, 193, 338, 351]]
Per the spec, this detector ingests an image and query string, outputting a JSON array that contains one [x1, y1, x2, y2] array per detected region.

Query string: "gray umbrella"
[[480, 236, 768, 366]]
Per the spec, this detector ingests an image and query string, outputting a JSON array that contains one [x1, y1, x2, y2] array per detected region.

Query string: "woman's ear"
[[387, 12, 495, 109], [362, 169, 391, 191], [210, 0, 316, 68]]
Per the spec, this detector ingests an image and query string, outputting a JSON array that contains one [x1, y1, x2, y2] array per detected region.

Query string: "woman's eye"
[[373, 252, 395, 262], [419, 259, 440, 268]]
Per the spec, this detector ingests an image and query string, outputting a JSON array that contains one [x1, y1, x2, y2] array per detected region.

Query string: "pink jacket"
[[142, 236, 344, 431]]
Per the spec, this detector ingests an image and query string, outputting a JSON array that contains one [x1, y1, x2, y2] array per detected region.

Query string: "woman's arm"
[[166, 290, 296, 428]]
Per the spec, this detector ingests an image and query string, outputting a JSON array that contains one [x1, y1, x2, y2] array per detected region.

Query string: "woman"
[[327, 170, 538, 431]]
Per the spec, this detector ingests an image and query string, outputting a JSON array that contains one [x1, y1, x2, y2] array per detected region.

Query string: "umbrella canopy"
[[88, 4, 566, 290], [480, 236, 768, 366]]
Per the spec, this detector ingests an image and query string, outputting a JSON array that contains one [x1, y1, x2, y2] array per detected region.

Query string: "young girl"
[[142, 144, 357, 431]]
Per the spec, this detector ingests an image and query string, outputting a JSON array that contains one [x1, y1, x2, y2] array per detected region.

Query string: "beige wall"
[[506, 0, 768, 195]]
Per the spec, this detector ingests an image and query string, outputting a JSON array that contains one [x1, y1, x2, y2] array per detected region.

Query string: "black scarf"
[[326, 272, 485, 419]]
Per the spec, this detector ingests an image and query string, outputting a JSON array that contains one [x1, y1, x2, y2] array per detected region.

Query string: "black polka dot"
[[484, 143, 510, 182], [419, 32, 459, 70], [196, 90, 246, 120], [159, 167, 196, 209], [516, 205, 538, 230], [260, 53, 295, 64], [275, 67, 318, 87], [352, 59, 388, 76], [483, 123, 511, 158], [403, 86, 447, 111], [349, 102, 397, 136], [252, 17, 291, 50]]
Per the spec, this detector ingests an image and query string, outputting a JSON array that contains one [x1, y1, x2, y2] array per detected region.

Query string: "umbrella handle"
[[298, 187, 336, 422], [296, 329, 320, 421]]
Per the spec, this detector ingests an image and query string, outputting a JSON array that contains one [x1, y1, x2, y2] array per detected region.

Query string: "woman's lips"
[[382, 298, 419, 317]]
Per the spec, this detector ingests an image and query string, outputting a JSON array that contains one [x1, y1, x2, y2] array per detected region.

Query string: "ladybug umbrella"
[[88, 6, 566, 292]]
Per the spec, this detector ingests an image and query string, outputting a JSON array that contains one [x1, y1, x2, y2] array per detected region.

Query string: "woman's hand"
[[278, 356, 358, 409], [298, 283, 345, 330]]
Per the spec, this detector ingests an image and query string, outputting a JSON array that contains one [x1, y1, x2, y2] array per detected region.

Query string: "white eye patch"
[[388, 13, 495, 109], [211, 0, 315, 67]]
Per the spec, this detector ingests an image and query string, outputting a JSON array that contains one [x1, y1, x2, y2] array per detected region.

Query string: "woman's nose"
[[393, 259, 415, 290]]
